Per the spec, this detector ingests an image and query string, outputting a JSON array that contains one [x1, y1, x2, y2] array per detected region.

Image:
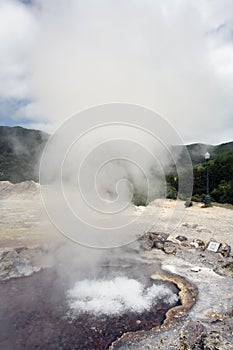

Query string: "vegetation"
[[0, 126, 48, 183], [132, 192, 148, 206], [192, 151, 233, 205], [166, 143, 233, 205], [0, 126, 233, 205]]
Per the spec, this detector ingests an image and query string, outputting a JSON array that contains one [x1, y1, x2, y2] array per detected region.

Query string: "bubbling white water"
[[67, 276, 178, 316]]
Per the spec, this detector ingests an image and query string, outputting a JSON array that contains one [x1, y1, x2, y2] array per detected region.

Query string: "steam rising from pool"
[[67, 277, 178, 316]]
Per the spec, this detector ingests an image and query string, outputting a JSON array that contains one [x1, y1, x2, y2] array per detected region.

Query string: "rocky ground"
[[121, 238, 233, 350], [0, 181, 233, 349]]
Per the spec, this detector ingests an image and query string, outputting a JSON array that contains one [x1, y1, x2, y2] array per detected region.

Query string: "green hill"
[[186, 142, 233, 164], [0, 126, 48, 183], [0, 125, 232, 204], [192, 149, 233, 204], [169, 142, 233, 204], [173, 142, 233, 165]]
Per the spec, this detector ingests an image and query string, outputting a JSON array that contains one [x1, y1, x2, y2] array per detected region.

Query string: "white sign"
[[207, 241, 221, 252]]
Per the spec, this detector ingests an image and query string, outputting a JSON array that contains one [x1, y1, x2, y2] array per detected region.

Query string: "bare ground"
[[0, 184, 233, 349]]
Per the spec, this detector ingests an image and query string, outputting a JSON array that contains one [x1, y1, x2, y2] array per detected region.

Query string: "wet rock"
[[163, 241, 177, 255]]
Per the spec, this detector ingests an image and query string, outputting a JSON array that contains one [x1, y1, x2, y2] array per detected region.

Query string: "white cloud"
[[0, 0, 233, 143], [0, 0, 37, 100]]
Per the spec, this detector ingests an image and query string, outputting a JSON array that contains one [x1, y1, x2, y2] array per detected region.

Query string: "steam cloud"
[[1, 0, 233, 143], [40, 104, 193, 248]]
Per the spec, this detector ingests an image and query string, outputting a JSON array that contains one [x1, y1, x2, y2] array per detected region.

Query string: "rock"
[[181, 223, 198, 229], [140, 238, 154, 251], [0, 180, 40, 198], [140, 232, 168, 251], [0, 248, 41, 281], [176, 235, 188, 242], [3, 249, 19, 260], [179, 320, 206, 349], [190, 241, 199, 248], [220, 261, 233, 276], [191, 267, 201, 272], [190, 239, 205, 250], [180, 323, 232, 350], [185, 200, 193, 207], [204, 240, 231, 257], [0, 181, 14, 196], [204, 310, 226, 322], [203, 332, 233, 350], [163, 241, 177, 255], [154, 241, 165, 250], [15, 246, 28, 254], [218, 243, 231, 257], [153, 234, 166, 250]]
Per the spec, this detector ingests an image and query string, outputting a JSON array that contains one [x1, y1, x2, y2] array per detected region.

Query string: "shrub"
[[132, 193, 148, 206]]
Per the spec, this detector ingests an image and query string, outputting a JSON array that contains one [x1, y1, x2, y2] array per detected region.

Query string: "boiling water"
[[67, 276, 178, 316], [0, 265, 180, 349]]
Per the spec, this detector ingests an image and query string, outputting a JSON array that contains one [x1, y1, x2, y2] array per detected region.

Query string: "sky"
[[0, 0, 233, 144]]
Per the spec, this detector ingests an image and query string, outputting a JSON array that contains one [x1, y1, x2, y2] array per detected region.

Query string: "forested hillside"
[[167, 143, 233, 204], [0, 126, 48, 183], [0, 126, 232, 204], [175, 142, 233, 164], [192, 151, 233, 204]]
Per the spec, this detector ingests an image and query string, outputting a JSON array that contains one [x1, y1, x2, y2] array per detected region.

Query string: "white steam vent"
[[67, 277, 178, 316], [40, 104, 193, 248]]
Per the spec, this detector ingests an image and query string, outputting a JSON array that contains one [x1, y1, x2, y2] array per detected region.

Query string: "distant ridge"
[[0, 126, 48, 183], [186, 142, 233, 164], [172, 142, 233, 165], [0, 125, 232, 184]]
